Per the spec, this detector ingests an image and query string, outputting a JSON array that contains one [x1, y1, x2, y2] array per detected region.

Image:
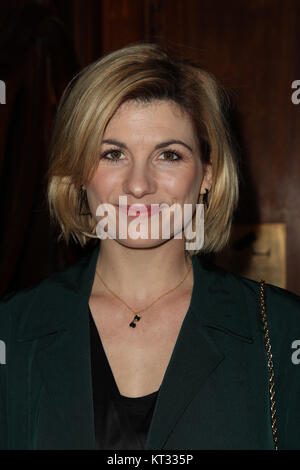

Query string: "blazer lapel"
[[145, 257, 254, 450], [16, 242, 101, 449], [145, 309, 225, 449], [29, 304, 95, 449]]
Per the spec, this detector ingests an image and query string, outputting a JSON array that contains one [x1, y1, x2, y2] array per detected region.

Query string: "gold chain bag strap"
[[259, 280, 279, 450]]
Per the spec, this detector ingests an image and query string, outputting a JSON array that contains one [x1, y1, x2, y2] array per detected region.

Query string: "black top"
[[89, 307, 159, 450]]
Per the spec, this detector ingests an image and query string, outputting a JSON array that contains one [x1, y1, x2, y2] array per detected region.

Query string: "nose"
[[122, 160, 156, 199]]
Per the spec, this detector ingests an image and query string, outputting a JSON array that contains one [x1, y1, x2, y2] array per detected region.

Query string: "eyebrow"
[[101, 138, 193, 153]]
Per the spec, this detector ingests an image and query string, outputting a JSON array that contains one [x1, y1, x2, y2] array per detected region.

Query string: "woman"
[[1, 42, 300, 450]]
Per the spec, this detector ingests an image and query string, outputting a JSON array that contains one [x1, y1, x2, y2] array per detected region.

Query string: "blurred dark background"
[[0, 0, 300, 296]]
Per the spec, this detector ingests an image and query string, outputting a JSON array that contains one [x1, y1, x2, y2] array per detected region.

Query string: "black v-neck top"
[[89, 307, 159, 450]]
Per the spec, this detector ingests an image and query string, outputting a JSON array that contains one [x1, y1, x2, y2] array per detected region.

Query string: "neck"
[[92, 239, 193, 306]]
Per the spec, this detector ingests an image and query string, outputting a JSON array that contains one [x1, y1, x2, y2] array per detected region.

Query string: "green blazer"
[[1, 241, 300, 450]]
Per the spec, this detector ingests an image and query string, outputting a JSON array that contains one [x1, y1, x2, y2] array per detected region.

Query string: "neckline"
[[88, 253, 200, 401], [118, 389, 159, 401], [89, 307, 160, 399]]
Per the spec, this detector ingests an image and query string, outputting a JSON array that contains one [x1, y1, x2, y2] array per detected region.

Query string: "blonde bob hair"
[[47, 42, 239, 255]]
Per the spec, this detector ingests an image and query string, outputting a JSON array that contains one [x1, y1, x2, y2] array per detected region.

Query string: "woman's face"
[[86, 99, 212, 248]]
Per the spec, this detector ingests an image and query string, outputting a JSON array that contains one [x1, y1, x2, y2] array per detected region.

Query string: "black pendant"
[[129, 314, 141, 328]]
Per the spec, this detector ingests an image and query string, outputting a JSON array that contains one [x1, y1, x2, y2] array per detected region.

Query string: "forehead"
[[103, 99, 197, 141]]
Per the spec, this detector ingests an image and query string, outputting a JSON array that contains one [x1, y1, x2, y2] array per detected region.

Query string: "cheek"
[[88, 168, 119, 195], [165, 168, 202, 200]]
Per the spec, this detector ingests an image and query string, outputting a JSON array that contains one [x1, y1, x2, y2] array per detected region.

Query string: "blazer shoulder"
[[212, 262, 300, 321], [0, 248, 93, 306], [0, 284, 40, 339], [0, 249, 94, 338], [220, 267, 300, 331], [239, 274, 300, 316]]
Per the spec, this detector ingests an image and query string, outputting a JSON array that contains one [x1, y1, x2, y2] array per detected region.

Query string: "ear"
[[200, 161, 212, 194]]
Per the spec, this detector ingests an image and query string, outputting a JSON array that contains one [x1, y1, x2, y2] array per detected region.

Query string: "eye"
[[100, 148, 183, 164], [100, 149, 125, 163], [158, 150, 183, 163]]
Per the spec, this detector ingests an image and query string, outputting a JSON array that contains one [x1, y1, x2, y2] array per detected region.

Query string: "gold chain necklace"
[[95, 257, 193, 328]]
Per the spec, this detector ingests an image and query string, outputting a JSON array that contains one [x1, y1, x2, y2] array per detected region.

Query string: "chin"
[[114, 237, 170, 250]]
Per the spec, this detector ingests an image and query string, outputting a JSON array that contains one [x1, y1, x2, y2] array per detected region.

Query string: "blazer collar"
[[16, 242, 101, 342], [16, 241, 253, 343]]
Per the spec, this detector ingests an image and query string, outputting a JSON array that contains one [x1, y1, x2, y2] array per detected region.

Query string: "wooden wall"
[[97, 0, 300, 293], [1, 0, 300, 295]]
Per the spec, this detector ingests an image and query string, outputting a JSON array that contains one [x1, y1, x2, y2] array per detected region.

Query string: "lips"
[[117, 204, 161, 218]]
